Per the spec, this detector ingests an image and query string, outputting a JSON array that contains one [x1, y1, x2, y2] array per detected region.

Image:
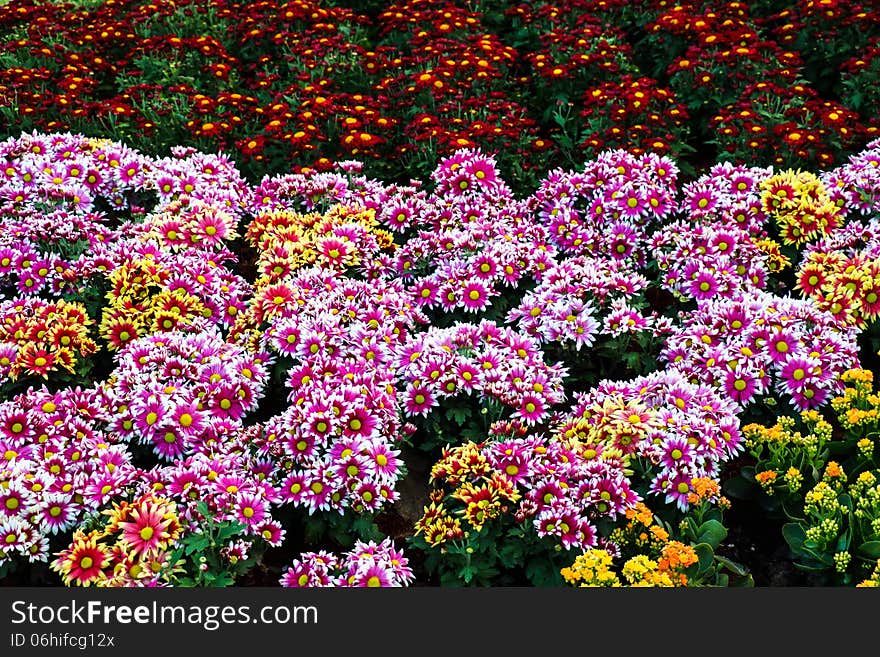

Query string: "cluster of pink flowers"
[[134, 437, 286, 549], [821, 137, 880, 216], [662, 290, 860, 410], [391, 150, 555, 315], [507, 255, 670, 346], [0, 385, 136, 566], [7, 124, 880, 585], [104, 329, 269, 460], [650, 220, 775, 301], [531, 149, 679, 265], [0, 131, 148, 216], [279, 538, 414, 587], [396, 321, 567, 426], [565, 370, 743, 511], [476, 426, 634, 550], [258, 268, 419, 515], [678, 161, 773, 235]]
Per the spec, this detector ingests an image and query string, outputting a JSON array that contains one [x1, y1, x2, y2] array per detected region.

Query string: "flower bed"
[[1, 1, 880, 588]]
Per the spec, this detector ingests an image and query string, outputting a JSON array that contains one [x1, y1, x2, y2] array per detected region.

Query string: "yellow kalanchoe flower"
[[561, 549, 621, 587]]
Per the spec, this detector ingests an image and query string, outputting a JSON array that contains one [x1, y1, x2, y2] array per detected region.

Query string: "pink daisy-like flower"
[[516, 394, 546, 425], [617, 186, 647, 219], [686, 183, 720, 215], [0, 484, 26, 518], [658, 436, 696, 471], [155, 175, 177, 199], [403, 384, 435, 417], [437, 282, 460, 312], [319, 237, 350, 268], [286, 429, 318, 460], [157, 219, 188, 247], [349, 563, 393, 587], [767, 328, 798, 363], [607, 222, 638, 259], [455, 362, 481, 391], [350, 482, 381, 511], [791, 383, 829, 410], [689, 270, 720, 301], [342, 407, 376, 439], [723, 367, 758, 405], [34, 493, 78, 535], [256, 520, 286, 547], [661, 472, 697, 511], [300, 472, 337, 514], [231, 492, 267, 528], [779, 356, 819, 393], [133, 398, 166, 440], [366, 444, 399, 479], [383, 203, 414, 232], [280, 551, 340, 587], [152, 426, 187, 460], [587, 477, 633, 518], [171, 402, 205, 436], [281, 470, 309, 505], [412, 278, 439, 306]]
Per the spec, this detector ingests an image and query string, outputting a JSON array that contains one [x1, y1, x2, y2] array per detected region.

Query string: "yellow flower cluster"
[[245, 204, 395, 285], [804, 480, 843, 517], [561, 544, 697, 588], [851, 471, 880, 530], [831, 369, 880, 437], [759, 169, 842, 246], [415, 442, 520, 546], [0, 298, 97, 379], [742, 409, 833, 495], [687, 476, 728, 508], [98, 256, 211, 350], [608, 501, 669, 551], [560, 549, 621, 587], [795, 251, 880, 328]]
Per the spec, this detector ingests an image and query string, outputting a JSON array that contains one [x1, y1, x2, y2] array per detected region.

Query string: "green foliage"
[[165, 502, 265, 587], [301, 510, 385, 550], [409, 518, 564, 586]]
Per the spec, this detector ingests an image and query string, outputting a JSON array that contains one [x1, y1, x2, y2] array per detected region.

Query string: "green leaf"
[[693, 543, 715, 576], [525, 558, 561, 587], [184, 536, 210, 555], [735, 574, 756, 588], [722, 474, 759, 501], [217, 522, 245, 541], [446, 405, 471, 427], [793, 559, 832, 572], [714, 555, 749, 577], [498, 541, 523, 569], [696, 519, 728, 550], [782, 523, 806, 552], [857, 541, 880, 560]]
